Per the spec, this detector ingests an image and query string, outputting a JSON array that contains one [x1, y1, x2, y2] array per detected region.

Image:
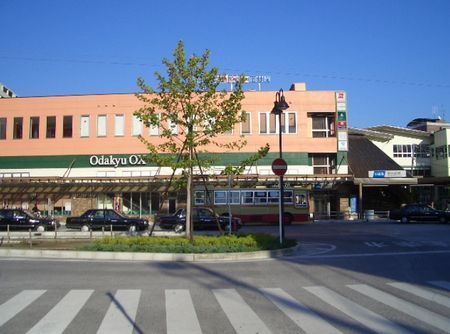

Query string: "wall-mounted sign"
[[369, 170, 407, 178], [338, 140, 348, 151], [336, 91, 346, 103], [89, 155, 146, 168], [337, 111, 347, 122]]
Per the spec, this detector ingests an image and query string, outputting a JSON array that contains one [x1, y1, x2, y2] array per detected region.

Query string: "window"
[[132, 115, 141, 136], [412, 144, 430, 158], [167, 119, 178, 135], [0, 118, 6, 139], [393, 144, 413, 158], [311, 114, 335, 138], [80, 116, 90, 137], [13, 117, 23, 139], [254, 191, 268, 204], [97, 115, 107, 137], [63, 116, 73, 138], [195, 191, 206, 205], [30, 117, 40, 139], [241, 111, 251, 134], [241, 191, 254, 204], [311, 154, 336, 174], [0, 117, 6, 139], [46, 116, 56, 138], [214, 191, 240, 205], [260, 112, 297, 134], [149, 114, 160, 136], [114, 114, 124, 136]]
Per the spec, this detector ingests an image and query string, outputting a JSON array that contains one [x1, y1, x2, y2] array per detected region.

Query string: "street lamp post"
[[271, 89, 289, 243]]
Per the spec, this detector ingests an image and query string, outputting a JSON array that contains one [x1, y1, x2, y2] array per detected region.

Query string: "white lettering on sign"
[[89, 155, 146, 168]]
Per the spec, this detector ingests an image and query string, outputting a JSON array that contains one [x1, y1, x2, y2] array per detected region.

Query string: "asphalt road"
[[1, 222, 450, 334]]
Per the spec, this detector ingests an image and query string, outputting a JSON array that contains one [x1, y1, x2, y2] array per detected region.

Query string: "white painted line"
[[304, 286, 412, 334], [430, 280, 450, 291], [294, 249, 450, 260], [261, 288, 343, 334], [388, 282, 450, 309], [348, 284, 450, 333], [97, 289, 141, 334], [213, 289, 271, 334], [0, 290, 46, 327], [165, 289, 202, 334], [26, 290, 93, 334]]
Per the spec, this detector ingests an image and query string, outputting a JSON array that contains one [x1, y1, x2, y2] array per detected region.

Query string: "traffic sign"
[[272, 158, 288, 176]]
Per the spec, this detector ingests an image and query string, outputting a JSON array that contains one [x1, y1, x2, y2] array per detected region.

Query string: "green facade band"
[[0, 152, 341, 169]]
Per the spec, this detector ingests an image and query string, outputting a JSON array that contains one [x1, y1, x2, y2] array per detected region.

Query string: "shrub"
[[80, 234, 296, 253]]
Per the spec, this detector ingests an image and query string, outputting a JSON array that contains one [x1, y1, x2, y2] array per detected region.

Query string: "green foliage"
[[80, 234, 296, 253], [134, 40, 270, 180]]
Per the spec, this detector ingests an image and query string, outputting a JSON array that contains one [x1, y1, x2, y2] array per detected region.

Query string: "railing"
[[312, 210, 391, 221], [0, 224, 152, 248]]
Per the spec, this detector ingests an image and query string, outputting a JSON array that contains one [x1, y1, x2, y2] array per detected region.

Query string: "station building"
[[0, 83, 351, 222]]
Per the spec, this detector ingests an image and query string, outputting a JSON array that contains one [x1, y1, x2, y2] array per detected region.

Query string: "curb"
[[0, 244, 300, 262]]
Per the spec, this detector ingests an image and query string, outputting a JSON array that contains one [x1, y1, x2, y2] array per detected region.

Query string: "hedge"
[[80, 234, 296, 253]]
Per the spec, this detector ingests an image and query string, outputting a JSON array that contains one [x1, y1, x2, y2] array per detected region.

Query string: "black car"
[[158, 207, 242, 233], [66, 209, 149, 231], [0, 208, 59, 231], [389, 204, 449, 223]]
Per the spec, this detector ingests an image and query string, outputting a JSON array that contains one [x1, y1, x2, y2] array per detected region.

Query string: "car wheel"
[[35, 225, 45, 232], [81, 225, 90, 232], [400, 216, 409, 223], [174, 224, 184, 233], [129, 225, 137, 232]]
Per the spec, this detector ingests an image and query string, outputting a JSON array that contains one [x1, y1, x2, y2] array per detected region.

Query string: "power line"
[[1, 54, 449, 89]]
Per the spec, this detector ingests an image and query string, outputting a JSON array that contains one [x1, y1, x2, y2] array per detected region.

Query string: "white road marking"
[[261, 288, 343, 334], [348, 284, 450, 333], [388, 282, 450, 308], [165, 289, 202, 334], [305, 286, 412, 334], [96, 289, 141, 334], [26, 290, 93, 334], [0, 290, 46, 327], [213, 289, 271, 334]]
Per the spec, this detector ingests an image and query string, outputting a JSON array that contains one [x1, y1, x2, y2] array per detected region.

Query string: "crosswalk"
[[1, 281, 450, 334]]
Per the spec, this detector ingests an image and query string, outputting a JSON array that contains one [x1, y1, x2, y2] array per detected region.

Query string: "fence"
[[312, 210, 391, 221]]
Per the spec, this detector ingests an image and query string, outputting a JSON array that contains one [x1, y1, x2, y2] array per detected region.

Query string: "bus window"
[[254, 191, 267, 204], [241, 191, 254, 204]]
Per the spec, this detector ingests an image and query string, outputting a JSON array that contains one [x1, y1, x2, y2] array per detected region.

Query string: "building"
[[0, 83, 351, 222], [0, 83, 17, 98]]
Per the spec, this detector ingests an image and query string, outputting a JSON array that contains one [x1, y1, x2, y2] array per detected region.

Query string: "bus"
[[193, 187, 310, 224]]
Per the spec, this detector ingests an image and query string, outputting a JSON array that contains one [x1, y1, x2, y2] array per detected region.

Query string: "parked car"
[[389, 204, 449, 223], [66, 209, 149, 231], [0, 208, 59, 231], [157, 207, 242, 233]]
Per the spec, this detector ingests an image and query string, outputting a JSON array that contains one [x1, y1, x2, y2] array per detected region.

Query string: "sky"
[[1, 0, 449, 128]]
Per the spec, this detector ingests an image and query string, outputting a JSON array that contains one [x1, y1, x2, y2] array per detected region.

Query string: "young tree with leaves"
[[134, 41, 269, 241]]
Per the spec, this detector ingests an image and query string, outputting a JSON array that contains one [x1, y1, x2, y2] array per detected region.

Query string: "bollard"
[[54, 223, 57, 240], [7, 225, 10, 244], [102, 226, 105, 237], [110, 224, 113, 237], [90, 228, 93, 240], [28, 228, 32, 248]]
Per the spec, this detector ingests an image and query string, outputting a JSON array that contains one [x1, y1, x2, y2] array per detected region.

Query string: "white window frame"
[[149, 114, 160, 136], [240, 111, 252, 135], [259, 112, 297, 134], [97, 115, 107, 137], [132, 115, 142, 136], [114, 114, 125, 137], [167, 118, 178, 135], [80, 115, 90, 138]]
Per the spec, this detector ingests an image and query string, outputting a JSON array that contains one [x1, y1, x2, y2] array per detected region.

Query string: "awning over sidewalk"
[[354, 177, 418, 185]]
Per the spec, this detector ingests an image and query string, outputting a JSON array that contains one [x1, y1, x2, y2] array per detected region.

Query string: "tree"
[[134, 41, 269, 241]]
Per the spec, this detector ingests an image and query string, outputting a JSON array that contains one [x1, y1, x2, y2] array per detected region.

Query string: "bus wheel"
[[284, 213, 293, 225]]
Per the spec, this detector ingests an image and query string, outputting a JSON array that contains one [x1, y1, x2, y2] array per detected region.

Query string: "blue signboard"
[[372, 170, 386, 178]]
